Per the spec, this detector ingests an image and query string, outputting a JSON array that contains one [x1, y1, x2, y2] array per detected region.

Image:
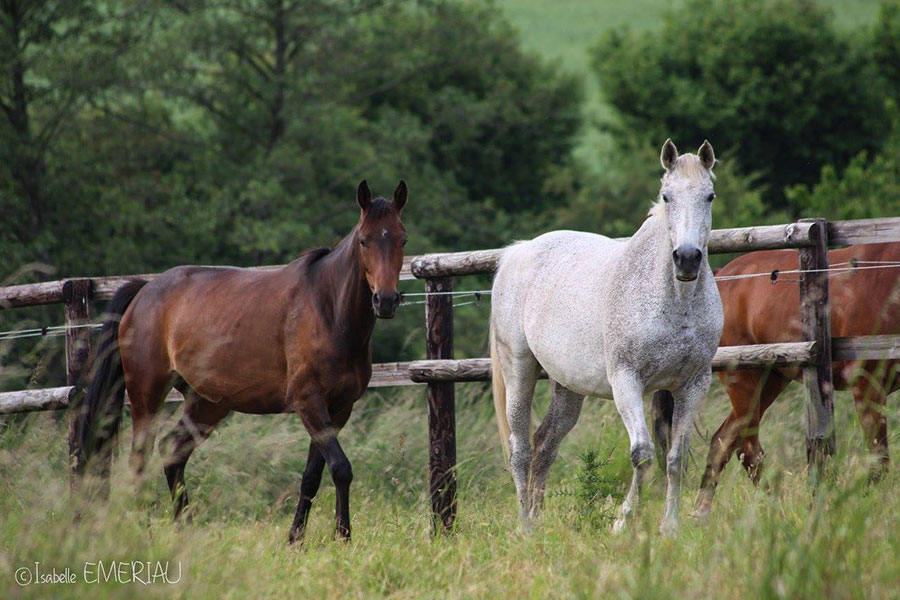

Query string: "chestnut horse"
[[653, 242, 900, 517], [77, 180, 408, 543]]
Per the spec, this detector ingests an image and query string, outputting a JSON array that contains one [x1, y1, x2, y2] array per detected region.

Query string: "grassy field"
[[495, 0, 886, 174], [3, 3, 898, 598], [3, 378, 900, 598]]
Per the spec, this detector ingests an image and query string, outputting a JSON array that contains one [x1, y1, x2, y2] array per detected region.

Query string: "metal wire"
[[714, 262, 900, 282], [5, 260, 900, 335]]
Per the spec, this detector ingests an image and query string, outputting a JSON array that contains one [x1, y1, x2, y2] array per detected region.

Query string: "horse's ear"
[[660, 138, 679, 171], [392, 180, 408, 214], [698, 140, 716, 170], [357, 179, 372, 211]]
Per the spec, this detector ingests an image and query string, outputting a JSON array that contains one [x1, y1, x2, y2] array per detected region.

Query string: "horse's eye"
[[359, 239, 368, 248], [707, 193, 716, 203], [662, 194, 670, 203]]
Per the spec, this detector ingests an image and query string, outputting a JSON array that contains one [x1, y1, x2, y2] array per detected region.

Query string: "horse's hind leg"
[[161, 386, 230, 523], [528, 381, 583, 519], [851, 372, 890, 481], [610, 370, 652, 534], [696, 370, 788, 519], [126, 370, 172, 477], [499, 346, 540, 526], [661, 373, 711, 533]]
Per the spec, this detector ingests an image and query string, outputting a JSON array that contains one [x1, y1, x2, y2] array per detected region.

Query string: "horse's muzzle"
[[373, 291, 401, 319], [673, 246, 702, 282]]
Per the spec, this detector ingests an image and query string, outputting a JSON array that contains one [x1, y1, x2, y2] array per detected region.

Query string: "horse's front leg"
[[290, 385, 354, 542], [289, 441, 326, 544], [610, 370, 653, 533], [661, 372, 711, 534]]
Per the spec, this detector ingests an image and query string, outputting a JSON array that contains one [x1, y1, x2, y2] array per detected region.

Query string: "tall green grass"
[[2, 379, 899, 598]]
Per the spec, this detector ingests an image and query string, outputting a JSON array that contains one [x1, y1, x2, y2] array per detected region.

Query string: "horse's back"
[[119, 262, 309, 409]]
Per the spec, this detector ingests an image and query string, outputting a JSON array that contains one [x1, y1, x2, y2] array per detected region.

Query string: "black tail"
[[650, 390, 675, 475], [74, 279, 148, 480]]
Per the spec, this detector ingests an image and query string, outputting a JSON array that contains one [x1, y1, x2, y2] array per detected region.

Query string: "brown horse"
[[653, 242, 900, 517], [77, 180, 408, 542]]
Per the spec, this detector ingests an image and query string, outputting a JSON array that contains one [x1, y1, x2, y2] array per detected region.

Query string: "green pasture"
[[2, 379, 899, 598]]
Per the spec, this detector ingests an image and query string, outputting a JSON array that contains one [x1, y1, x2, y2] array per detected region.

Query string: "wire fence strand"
[[4, 260, 900, 339]]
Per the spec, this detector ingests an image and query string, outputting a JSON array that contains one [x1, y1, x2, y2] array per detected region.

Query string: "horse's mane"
[[366, 197, 395, 219], [301, 246, 332, 265], [298, 197, 396, 271]]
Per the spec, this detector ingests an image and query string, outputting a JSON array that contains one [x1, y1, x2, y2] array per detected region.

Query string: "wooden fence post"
[[425, 276, 456, 533], [797, 218, 835, 474], [62, 278, 93, 487]]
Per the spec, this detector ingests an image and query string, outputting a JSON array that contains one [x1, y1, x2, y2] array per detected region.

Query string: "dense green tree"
[[786, 120, 900, 221], [0, 0, 586, 380], [873, 0, 900, 99], [591, 0, 890, 210]]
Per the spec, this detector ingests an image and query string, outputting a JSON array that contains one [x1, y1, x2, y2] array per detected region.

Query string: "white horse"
[[491, 139, 724, 533]]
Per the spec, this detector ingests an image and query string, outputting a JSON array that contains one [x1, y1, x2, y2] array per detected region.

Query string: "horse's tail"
[[76, 279, 148, 480], [490, 323, 511, 464]]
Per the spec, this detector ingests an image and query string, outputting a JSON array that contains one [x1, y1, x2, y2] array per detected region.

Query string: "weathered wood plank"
[[409, 223, 817, 278], [2, 259, 415, 308], [0, 340, 822, 416], [798, 218, 836, 470], [828, 217, 900, 246], [0, 388, 184, 415], [712, 341, 818, 370], [833, 335, 900, 361], [707, 221, 817, 254], [0, 220, 834, 307], [369, 362, 421, 387], [62, 279, 93, 486], [0, 280, 65, 308], [380, 341, 819, 385], [0, 387, 76, 414], [425, 277, 456, 533], [411, 248, 504, 278]]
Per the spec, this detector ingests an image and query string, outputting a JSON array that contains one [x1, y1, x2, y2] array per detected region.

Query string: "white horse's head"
[[657, 139, 716, 282]]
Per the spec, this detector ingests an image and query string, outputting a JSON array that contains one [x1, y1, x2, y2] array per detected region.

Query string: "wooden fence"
[[3, 216, 900, 532]]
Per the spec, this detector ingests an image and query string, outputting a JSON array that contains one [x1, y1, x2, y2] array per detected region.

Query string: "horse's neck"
[[623, 214, 707, 306], [319, 229, 376, 348]]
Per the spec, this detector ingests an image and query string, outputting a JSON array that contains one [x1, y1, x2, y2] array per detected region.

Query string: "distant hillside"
[[496, 0, 884, 173]]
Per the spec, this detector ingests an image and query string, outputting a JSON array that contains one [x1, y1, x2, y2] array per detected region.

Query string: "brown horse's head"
[[355, 179, 408, 318]]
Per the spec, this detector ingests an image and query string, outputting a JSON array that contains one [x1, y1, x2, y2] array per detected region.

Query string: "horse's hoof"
[[689, 506, 710, 522], [691, 497, 712, 522], [659, 520, 677, 537]]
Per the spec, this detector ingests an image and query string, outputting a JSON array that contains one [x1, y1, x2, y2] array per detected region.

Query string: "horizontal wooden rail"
[[832, 335, 900, 361], [0, 221, 826, 309], [14, 335, 897, 415], [828, 217, 900, 246], [409, 222, 821, 278], [0, 257, 417, 308], [7, 217, 900, 307], [0, 388, 185, 415], [2, 341, 820, 414]]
